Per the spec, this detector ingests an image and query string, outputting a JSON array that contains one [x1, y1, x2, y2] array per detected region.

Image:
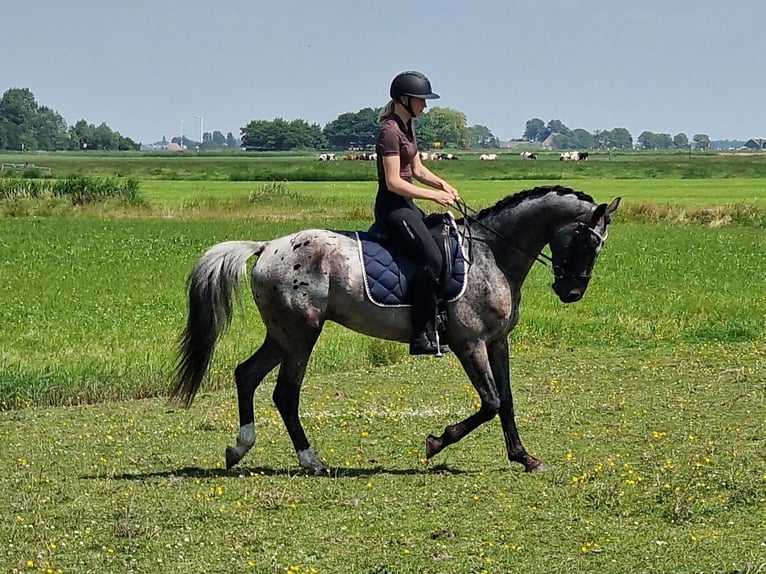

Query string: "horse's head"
[[549, 197, 620, 303]]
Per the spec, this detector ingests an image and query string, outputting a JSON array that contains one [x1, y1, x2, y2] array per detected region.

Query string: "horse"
[[171, 185, 620, 474]]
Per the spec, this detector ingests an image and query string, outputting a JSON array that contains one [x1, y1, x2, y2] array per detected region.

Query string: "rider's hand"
[[439, 181, 460, 203], [433, 189, 456, 207]]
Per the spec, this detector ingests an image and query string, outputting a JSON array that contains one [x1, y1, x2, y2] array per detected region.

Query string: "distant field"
[[3, 149, 766, 181], [136, 178, 766, 209]]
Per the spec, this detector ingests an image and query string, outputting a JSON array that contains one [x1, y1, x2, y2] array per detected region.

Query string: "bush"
[[0, 176, 142, 206]]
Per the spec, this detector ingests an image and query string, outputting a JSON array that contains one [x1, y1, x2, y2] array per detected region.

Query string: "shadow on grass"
[[83, 463, 475, 481]]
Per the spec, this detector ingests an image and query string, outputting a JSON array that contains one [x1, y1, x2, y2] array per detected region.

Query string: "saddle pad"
[[355, 231, 468, 307]]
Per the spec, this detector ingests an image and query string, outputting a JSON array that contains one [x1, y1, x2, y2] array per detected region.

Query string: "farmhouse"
[[743, 138, 766, 150]]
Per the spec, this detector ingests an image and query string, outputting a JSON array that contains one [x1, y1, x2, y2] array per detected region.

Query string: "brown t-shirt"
[[375, 113, 419, 215]]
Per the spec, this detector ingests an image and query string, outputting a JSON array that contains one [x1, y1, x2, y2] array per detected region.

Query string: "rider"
[[374, 71, 461, 355]]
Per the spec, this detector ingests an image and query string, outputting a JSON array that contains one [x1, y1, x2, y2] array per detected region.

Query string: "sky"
[[3, 1, 764, 144]]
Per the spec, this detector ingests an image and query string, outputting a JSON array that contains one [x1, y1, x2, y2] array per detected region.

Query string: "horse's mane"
[[474, 185, 595, 220]]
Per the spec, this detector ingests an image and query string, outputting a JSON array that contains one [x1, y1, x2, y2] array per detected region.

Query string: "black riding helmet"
[[390, 71, 440, 100]]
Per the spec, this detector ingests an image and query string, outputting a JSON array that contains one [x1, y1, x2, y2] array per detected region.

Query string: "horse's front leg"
[[426, 340, 500, 459], [488, 338, 547, 473]]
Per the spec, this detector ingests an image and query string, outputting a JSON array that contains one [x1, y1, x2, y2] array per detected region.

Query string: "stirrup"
[[409, 330, 449, 357]]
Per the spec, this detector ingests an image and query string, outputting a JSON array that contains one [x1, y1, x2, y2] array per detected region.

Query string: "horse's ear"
[[590, 197, 621, 227], [589, 203, 607, 226]]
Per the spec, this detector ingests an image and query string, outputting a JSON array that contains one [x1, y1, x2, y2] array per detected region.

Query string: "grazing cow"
[[420, 151, 430, 160], [480, 153, 498, 161], [520, 151, 537, 160], [560, 151, 589, 161], [318, 153, 336, 161]]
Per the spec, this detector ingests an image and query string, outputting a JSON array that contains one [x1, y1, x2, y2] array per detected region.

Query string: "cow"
[[520, 151, 537, 160], [480, 153, 498, 161], [560, 151, 589, 161], [318, 153, 336, 161]]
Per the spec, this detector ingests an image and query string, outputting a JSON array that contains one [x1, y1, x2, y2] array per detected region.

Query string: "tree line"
[[522, 118, 710, 151], [1, 87, 713, 152], [240, 107, 499, 151], [0, 88, 139, 151]]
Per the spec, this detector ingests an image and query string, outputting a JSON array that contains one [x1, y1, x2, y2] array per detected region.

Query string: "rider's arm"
[[382, 154, 450, 203]]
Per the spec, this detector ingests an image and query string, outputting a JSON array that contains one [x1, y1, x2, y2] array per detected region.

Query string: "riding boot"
[[409, 271, 449, 356]]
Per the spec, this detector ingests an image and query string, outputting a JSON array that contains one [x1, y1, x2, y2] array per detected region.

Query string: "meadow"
[[1, 152, 764, 573]]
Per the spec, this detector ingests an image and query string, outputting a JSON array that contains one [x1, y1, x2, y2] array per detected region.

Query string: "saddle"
[[354, 213, 468, 309]]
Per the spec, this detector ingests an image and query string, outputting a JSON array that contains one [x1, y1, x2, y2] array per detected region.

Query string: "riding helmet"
[[390, 71, 440, 100]]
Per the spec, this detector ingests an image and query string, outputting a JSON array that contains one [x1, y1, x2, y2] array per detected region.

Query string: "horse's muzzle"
[[552, 278, 589, 303]]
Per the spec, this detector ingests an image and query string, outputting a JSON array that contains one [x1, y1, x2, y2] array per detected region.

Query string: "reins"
[[452, 199, 553, 269]]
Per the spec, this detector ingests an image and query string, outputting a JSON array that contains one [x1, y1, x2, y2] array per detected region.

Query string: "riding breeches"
[[375, 206, 442, 330]]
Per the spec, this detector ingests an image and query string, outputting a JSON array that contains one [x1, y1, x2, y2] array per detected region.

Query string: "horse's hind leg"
[[225, 335, 282, 469], [271, 328, 328, 475]]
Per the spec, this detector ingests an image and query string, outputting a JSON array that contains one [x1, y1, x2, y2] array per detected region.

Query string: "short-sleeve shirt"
[[375, 113, 419, 215]]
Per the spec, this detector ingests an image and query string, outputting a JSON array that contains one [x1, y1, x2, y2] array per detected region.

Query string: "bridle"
[[453, 199, 607, 281], [551, 223, 608, 281]]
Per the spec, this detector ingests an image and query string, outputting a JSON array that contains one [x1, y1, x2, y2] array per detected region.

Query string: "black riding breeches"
[[376, 206, 442, 331]]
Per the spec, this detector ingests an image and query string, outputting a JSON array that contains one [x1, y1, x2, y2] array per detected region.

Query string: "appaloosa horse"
[[171, 185, 620, 474]]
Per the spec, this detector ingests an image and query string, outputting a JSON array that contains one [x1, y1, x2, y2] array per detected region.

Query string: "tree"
[[323, 108, 379, 149], [673, 133, 689, 149], [522, 118, 547, 142], [68, 119, 138, 151], [547, 119, 570, 138], [554, 128, 595, 150], [467, 124, 498, 148], [638, 131, 673, 150], [595, 128, 633, 150], [693, 133, 710, 151], [226, 132, 238, 148], [416, 107, 469, 148], [0, 87, 69, 150], [240, 117, 326, 150]]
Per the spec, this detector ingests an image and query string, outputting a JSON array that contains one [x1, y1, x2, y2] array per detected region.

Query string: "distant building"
[[743, 138, 766, 150]]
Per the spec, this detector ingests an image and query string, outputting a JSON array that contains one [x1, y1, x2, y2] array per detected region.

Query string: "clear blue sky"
[[3, 1, 763, 144]]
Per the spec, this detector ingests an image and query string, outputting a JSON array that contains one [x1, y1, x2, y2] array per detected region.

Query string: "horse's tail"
[[170, 240, 268, 408]]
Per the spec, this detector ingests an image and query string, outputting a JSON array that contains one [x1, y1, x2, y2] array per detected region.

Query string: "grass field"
[[1, 153, 764, 573]]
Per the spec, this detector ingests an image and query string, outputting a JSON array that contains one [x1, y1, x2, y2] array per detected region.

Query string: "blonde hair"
[[378, 99, 395, 121]]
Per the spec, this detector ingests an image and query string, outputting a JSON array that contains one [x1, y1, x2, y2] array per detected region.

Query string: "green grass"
[[1, 216, 763, 409], [1, 153, 765, 572], [2, 345, 764, 573]]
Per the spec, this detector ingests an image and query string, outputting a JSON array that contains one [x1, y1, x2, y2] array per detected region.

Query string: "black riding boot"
[[409, 270, 448, 356]]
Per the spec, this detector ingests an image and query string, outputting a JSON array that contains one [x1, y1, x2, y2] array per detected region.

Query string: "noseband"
[[552, 224, 607, 281]]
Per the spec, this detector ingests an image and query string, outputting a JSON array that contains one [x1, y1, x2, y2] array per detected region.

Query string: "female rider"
[[374, 71, 461, 355]]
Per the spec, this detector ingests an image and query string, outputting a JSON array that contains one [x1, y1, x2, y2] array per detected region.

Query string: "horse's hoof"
[[526, 461, 549, 474], [225, 446, 242, 470], [311, 464, 331, 477], [425, 434, 440, 459]]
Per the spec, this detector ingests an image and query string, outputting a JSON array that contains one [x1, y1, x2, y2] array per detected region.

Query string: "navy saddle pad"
[[354, 231, 468, 307]]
